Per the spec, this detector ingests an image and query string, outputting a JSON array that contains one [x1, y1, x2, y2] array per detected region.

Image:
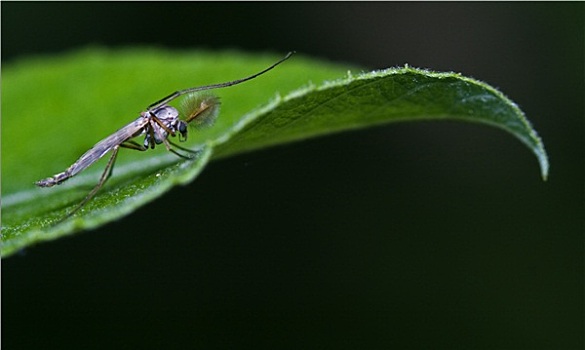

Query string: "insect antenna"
[[179, 92, 221, 129], [147, 51, 295, 110]]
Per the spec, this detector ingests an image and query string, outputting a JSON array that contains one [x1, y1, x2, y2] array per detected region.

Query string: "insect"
[[36, 52, 294, 221]]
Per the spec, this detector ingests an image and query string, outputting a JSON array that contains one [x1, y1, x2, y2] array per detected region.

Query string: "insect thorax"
[[143, 105, 187, 147]]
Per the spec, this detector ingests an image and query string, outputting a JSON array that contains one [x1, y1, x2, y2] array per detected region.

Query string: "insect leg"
[[169, 141, 200, 159], [161, 138, 193, 159], [168, 140, 200, 156], [146, 117, 192, 159], [147, 125, 157, 149], [60, 146, 120, 221], [120, 140, 148, 151]]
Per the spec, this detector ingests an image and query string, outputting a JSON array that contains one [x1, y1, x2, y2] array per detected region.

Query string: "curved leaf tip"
[[215, 64, 549, 181]]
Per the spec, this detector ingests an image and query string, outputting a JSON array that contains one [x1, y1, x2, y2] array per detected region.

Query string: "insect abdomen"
[[36, 171, 71, 187]]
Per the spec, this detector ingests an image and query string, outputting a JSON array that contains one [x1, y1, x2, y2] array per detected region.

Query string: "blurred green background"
[[2, 3, 583, 349]]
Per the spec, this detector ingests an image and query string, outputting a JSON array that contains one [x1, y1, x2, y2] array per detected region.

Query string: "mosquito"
[[36, 51, 294, 221]]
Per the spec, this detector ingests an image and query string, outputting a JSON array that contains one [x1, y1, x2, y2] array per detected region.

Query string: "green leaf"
[[1, 47, 548, 257]]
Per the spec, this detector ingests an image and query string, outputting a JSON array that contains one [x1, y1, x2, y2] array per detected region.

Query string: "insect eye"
[[178, 121, 187, 133], [177, 121, 188, 142]]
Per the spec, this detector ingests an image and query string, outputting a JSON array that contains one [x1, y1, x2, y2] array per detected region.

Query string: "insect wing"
[[67, 117, 148, 177]]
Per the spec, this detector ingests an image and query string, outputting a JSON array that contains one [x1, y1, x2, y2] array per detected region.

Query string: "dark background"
[[3, 2, 583, 349]]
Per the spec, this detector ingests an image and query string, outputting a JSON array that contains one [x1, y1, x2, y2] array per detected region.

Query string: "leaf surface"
[[1, 48, 548, 257]]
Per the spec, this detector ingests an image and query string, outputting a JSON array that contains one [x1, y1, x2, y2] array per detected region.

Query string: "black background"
[[3, 2, 583, 349]]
